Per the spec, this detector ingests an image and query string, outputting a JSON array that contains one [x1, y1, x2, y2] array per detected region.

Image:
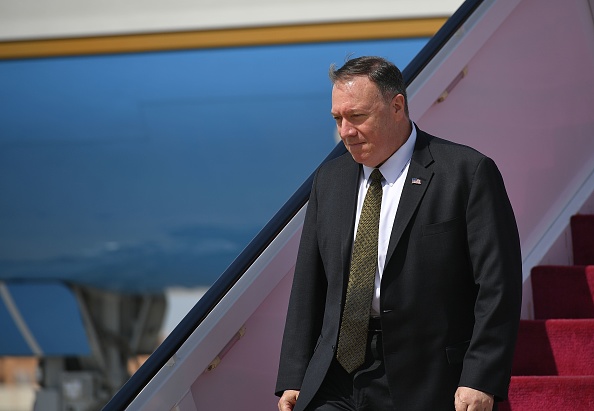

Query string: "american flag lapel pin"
[[411, 177, 422, 185]]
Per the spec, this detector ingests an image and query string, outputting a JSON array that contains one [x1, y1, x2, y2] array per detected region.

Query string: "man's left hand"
[[454, 386, 494, 411]]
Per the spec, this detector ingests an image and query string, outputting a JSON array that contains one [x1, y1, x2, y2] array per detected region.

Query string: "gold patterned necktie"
[[336, 168, 383, 373]]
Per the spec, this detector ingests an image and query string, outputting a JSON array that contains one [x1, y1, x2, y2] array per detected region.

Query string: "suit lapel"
[[385, 130, 434, 264], [338, 159, 361, 272]]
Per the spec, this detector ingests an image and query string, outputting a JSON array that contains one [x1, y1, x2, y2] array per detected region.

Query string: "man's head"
[[329, 56, 411, 168]]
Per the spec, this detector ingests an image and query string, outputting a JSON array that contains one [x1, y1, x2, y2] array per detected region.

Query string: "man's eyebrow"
[[332, 108, 359, 116]]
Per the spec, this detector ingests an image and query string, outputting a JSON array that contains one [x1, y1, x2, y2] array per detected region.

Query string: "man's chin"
[[347, 150, 367, 164], [350, 155, 376, 167]]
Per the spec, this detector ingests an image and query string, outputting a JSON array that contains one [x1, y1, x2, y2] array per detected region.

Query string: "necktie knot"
[[369, 169, 383, 184]]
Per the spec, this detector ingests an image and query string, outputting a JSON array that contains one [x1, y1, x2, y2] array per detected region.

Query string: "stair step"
[[531, 265, 594, 319], [499, 376, 594, 410], [512, 319, 594, 376], [572, 214, 594, 265]]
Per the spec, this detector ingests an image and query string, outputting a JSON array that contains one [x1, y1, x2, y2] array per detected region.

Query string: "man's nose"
[[340, 122, 356, 138]]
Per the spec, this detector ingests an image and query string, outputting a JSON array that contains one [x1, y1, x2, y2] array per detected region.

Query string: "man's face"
[[331, 77, 406, 168]]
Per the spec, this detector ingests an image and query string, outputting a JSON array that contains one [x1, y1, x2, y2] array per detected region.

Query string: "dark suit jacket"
[[276, 129, 522, 410]]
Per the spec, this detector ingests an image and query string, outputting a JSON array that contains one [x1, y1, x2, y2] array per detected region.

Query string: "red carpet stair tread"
[[511, 319, 594, 376], [530, 265, 594, 319], [500, 214, 594, 410], [503, 376, 594, 409]]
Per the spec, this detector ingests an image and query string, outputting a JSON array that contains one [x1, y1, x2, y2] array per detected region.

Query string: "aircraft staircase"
[[501, 215, 594, 410]]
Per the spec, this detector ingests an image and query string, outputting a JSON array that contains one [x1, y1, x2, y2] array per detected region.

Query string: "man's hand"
[[454, 386, 494, 411], [278, 390, 300, 411]]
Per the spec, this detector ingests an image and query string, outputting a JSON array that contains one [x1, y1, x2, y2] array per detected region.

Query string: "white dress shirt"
[[353, 124, 417, 315]]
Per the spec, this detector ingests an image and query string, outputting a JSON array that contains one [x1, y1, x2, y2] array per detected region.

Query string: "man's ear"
[[391, 94, 407, 119]]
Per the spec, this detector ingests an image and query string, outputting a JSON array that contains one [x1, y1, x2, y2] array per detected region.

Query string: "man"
[[276, 56, 522, 411]]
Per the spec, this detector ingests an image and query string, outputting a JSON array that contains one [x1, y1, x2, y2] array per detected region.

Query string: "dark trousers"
[[304, 330, 501, 411], [305, 330, 393, 411]]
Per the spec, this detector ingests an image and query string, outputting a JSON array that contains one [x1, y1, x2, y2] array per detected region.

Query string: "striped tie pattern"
[[336, 168, 383, 373]]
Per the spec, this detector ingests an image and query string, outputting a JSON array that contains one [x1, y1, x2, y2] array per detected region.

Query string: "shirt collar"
[[362, 122, 417, 186]]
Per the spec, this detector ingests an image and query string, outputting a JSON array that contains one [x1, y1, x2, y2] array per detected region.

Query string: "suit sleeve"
[[459, 157, 522, 400], [275, 169, 328, 396]]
